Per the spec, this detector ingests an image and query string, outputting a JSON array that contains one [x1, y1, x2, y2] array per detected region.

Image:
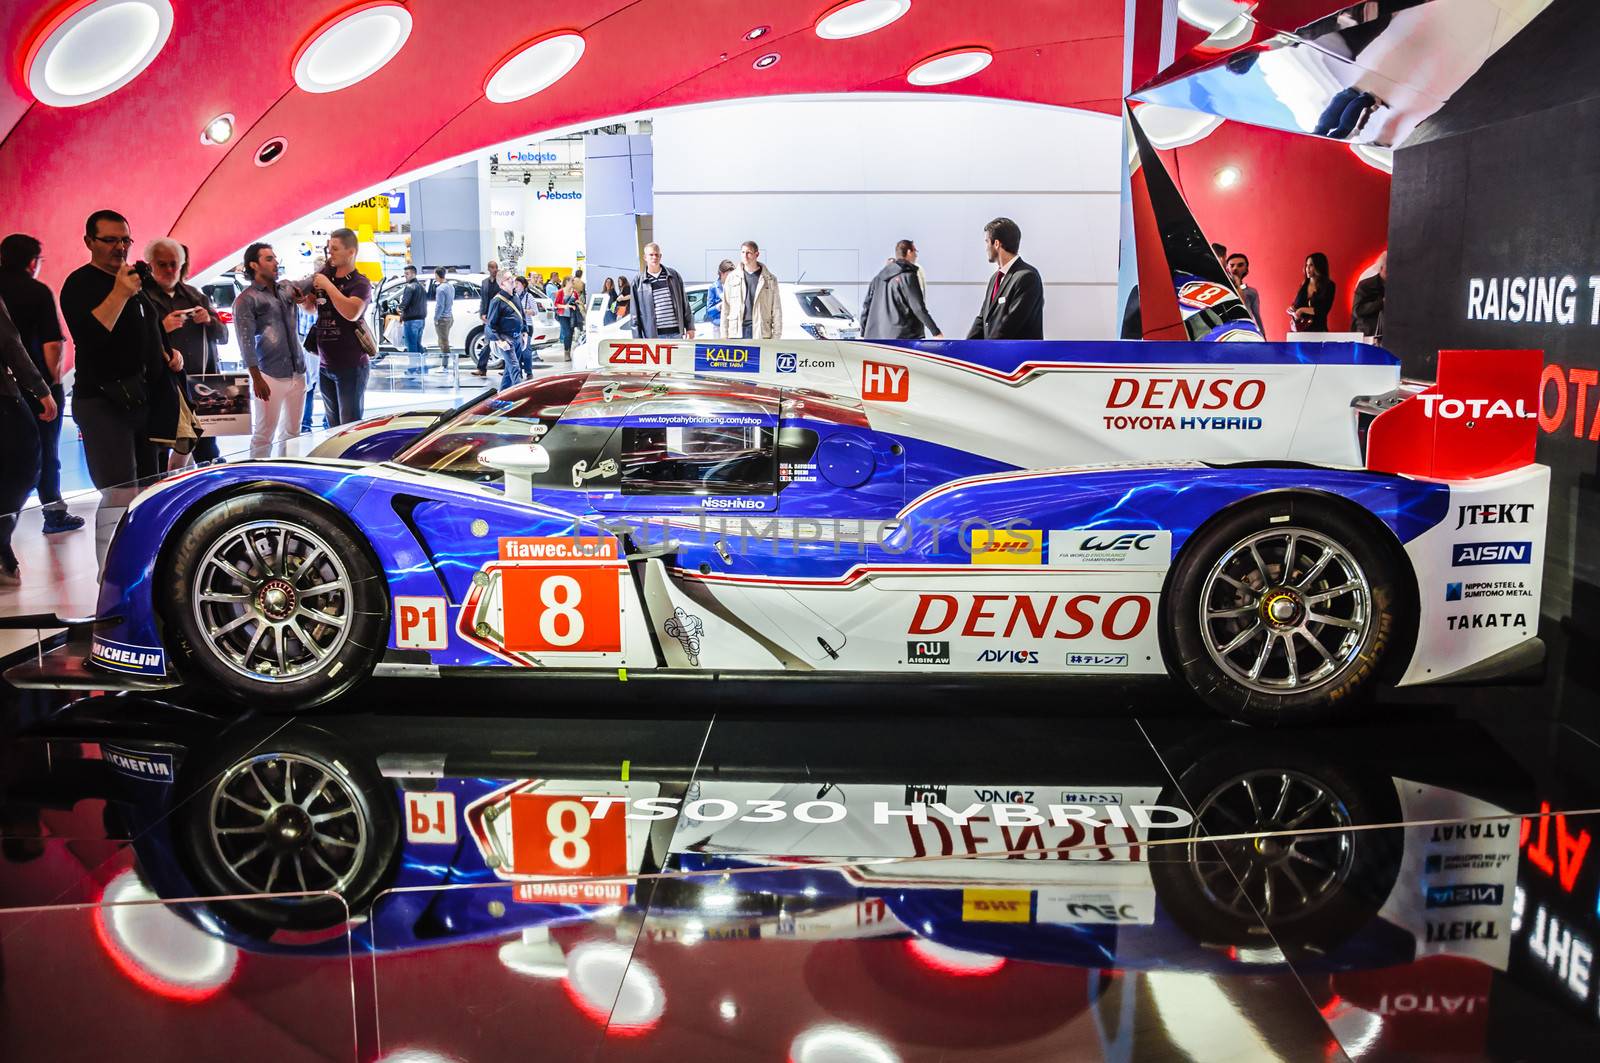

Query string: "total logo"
[[1103, 376, 1265, 432], [975, 648, 1039, 665], [909, 593, 1152, 641], [1419, 395, 1537, 420]]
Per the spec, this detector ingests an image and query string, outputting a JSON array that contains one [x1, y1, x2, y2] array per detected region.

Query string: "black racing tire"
[[172, 728, 399, 933], [163, 492, 387, 709], [1148, 746, 1404, 953], [1165, 494, 1403, 726]]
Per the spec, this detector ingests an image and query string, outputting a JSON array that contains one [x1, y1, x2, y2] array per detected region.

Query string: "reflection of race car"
[[11, 697, 1527, 980], [27, 338, 1546, 724]]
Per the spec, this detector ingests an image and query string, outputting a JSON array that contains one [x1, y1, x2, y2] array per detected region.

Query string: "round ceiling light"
[[1177, 0, 1255, 32], [1214, 164, 1242, 189], [815, 0, 912, 40], [752, 52, 781, 70], [254, 137, 288, 167], [1133, 103, 1224, 149], [906, 47, 992, 87], [201, 112, 235, 146], [25, 0, 174, 108], [744, 25, 770, 41], [293, 2, 412, 94], [486, 32, 586, 104]]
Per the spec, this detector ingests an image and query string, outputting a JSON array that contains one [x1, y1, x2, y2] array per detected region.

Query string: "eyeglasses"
[[91, 236, 134, 247]]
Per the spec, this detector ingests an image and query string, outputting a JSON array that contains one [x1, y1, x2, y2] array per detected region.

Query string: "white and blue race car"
[[53, 338, 1547, 724]]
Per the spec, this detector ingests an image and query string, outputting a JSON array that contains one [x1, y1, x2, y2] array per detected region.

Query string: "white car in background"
[[371, 272, 558, 370], [574, 282, 859, 367]]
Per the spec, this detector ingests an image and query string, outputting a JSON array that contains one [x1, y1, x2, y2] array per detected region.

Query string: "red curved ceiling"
[[0, 0, 1131, 290]]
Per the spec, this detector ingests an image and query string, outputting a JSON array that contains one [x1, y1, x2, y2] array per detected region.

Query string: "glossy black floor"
[[3, 658, 1600, 1061]]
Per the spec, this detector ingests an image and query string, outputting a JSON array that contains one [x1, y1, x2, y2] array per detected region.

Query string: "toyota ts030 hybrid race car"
[[40, 338, 1547, 724]]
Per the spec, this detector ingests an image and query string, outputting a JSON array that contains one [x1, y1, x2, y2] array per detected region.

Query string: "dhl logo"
[[969, 529, 1043, 566], [961, 889, 1032, 923]]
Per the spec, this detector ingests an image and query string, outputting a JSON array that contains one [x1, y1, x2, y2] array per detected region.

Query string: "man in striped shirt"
[[630, 243, 693, 340]]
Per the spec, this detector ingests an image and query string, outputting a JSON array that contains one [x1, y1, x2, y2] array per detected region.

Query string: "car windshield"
[[795, 289, 853, 320], [396, 374, 587, 485]]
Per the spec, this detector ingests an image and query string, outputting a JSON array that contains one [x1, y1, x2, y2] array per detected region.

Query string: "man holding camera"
[[59, 210, 182, 560]]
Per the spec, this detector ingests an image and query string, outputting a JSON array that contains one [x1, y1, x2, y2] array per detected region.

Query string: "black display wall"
[[1386, 0, 1599, 714]]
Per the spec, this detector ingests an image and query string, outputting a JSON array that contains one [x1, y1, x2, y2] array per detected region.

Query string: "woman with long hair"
[[601, 276, 618, 325], [612, 275, 632, 327], [556, 277, 577, 358], [1290, 252, 1335, 333]]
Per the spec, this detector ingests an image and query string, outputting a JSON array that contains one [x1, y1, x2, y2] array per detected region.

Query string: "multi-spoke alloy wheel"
[[1165, 498, 1401, 724], [166, 493, 387, 705], [209, 753, 366, 896], [193, 521, 352, 682], [1199, 528, 1372, 694], [1188, 770, 1354, 923]]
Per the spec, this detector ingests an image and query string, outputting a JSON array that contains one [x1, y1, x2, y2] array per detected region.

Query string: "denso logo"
[[610, 342, 672, 365], [909, 593, 1152, 641], [1451, 541, 1531, 566], [1419, 395, 1537, 420], [976, 649, 1039, 664], [1106, 377, 1266, 411]]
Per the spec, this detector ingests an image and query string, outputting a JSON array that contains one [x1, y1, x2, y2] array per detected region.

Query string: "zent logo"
[[610, 342, 672, 366], [395, 596, 448, 649], [405, 791, 458, 845], [861, 360, 909, 402], [1450, 541, 1532, 566]]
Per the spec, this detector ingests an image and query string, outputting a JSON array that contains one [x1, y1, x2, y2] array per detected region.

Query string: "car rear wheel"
[[164, 493, 387, 708], [1166, 496, 1401, 725]]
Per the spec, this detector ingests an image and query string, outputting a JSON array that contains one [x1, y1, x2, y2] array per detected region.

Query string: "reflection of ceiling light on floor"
[[904, 938, 1007, 976], [26, 0, 175, 107], [906, 47, 992, 87], [719, 998, 739, 1021], [1133, 103, 1224, 149], [564, 942, 665, 1034], [790, 1024, 902, 1063], [1352, 142, 1394, 173], [293, 3, 412, 94], [815, 0, 912, 40], [1214, 164, 1243, 189], [201, 113, 234, 146], [93, 868, 239, 1001], [1177, 0, 1252, 32], [486, 33, 586, 103]]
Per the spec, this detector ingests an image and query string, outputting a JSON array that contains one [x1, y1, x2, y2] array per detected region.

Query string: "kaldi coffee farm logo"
[[1102, 376, 1265, 431]]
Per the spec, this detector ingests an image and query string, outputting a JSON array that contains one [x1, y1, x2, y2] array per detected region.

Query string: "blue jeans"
[[498, 336, 531, 390], [319, 360, 371, 426], [402, 318, 425, 353]]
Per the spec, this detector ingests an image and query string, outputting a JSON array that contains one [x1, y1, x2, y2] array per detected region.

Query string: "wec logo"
[[1078, 533, 1157, 552]]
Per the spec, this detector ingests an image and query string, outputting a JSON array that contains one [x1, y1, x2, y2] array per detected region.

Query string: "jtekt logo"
[[861, 360, 908, 402], [1455, 503, 1534, 529], [1425, 920, 1499, 942]]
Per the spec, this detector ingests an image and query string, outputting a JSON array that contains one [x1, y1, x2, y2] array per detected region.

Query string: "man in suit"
[[967, 217, 1044, 339]]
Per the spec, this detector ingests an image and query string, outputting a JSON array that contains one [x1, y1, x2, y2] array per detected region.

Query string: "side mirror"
[[479, 443, 551, 502]]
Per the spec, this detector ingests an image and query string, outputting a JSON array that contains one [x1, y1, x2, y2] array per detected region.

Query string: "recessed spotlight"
[[293, 2, 412, 94], [744, 26, 770, 41], [815, 0, 912, 40], [25, 0, 175, 108], [486, 32, 586, 104], [201, 113, 235, 146], [906, 47, 992, 87], [254, 137, 287, 167], [1214, 165, 1242, 189], [753, 52, 781, 70]]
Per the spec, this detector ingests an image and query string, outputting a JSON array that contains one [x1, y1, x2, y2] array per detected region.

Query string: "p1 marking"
[[395, 596, 448, 649], [406, 791, 458, 845]]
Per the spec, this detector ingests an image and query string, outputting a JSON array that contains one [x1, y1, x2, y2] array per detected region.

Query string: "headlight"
[[800, 323, 825, 339]]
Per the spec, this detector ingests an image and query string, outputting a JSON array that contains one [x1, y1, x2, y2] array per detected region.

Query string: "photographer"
[[59, 210, 182, 561], [143, 238, 225, 466]]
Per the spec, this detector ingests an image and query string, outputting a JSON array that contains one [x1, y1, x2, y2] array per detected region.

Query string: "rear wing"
[[1362, 349, 1542, 480]]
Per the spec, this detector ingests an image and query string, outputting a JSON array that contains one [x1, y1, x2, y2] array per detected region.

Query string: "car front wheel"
[[463, 327, 503, 370], [164, 492, 387, 708], [1166, 497, 1402, 725]]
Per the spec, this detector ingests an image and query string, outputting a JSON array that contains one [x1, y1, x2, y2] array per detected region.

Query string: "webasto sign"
[[503, 149, 558, 164], [536, 189, 582, 201]]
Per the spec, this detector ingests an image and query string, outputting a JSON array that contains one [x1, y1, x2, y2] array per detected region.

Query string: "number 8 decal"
[[545, 798, 591, 869], [501, 566, 622, 653]]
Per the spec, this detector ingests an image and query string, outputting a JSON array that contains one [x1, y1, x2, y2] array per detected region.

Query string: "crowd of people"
[[1212, 240, 1386, 340]]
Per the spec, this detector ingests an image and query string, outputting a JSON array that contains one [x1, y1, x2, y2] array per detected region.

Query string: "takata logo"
[[610, 342, 673, 365], [861, 360, 908, 402], [1419, 395, 1537, 420]]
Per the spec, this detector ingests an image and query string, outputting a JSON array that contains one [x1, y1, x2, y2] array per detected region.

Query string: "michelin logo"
[[91, 636, 166, 677], [103, 744, 175, 783]]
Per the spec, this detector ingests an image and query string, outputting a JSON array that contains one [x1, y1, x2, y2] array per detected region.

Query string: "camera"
[[133, 260, 154, 282]]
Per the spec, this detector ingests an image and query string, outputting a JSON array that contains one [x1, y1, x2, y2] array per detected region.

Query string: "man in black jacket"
[[631, 243, 693, 339], [399, 265, 427, 355], [968, 218, 1044, 340], [1351, 253, 1386, 341], [861, 240, 943, 340]]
